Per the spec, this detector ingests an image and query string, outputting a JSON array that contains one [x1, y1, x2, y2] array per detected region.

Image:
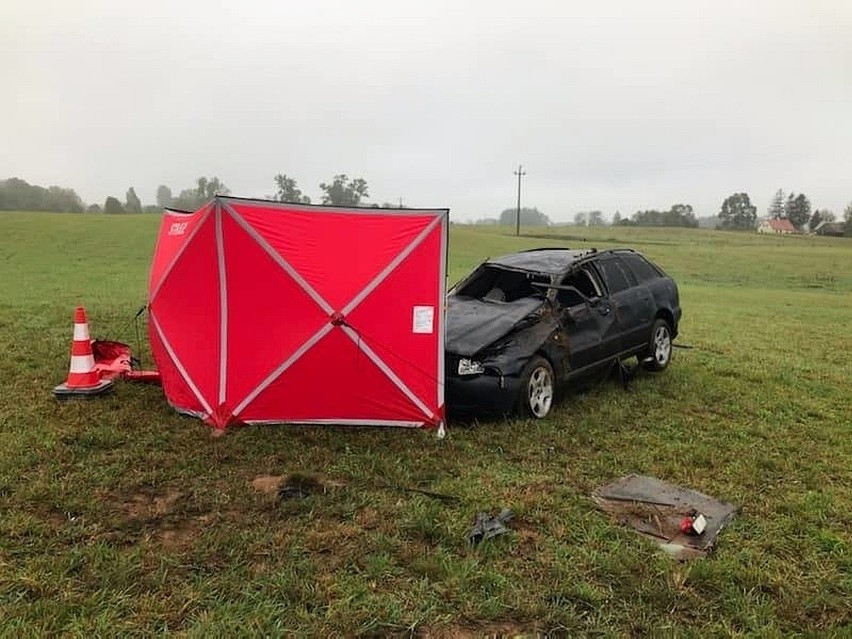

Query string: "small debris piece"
[[592, 475, 736, 560], [468, 508, 514, 545], [680, 511, 707, 535], [277, 473, 324, 502], [614, 358, 642, 389], [278, 485, 312, 500], [376, 483, 460, 504]]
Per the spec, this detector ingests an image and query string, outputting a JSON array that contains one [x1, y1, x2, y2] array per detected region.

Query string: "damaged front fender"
[[445, 304, 570, 417], [477, 312, 568, 378]]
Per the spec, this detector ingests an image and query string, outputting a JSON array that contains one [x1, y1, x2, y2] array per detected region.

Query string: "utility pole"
[[514, 165, 526, 236]]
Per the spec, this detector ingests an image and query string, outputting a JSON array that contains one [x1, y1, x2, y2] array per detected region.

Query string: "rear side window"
[[620, 253, 661, 283], [597, 258, 635, 294]]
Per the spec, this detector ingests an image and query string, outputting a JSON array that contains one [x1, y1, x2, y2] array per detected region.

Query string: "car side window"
[[455, 265, 549, 302], [597, 258, 635, 294], [557, 267, 601, 307], [620, 253, 660, 283]]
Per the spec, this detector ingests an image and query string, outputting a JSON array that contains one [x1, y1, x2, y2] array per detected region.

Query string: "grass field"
[[1, 211, 850, 636]]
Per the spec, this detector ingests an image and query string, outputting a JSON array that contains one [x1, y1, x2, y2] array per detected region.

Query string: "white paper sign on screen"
[[412, 306, 434, 334]]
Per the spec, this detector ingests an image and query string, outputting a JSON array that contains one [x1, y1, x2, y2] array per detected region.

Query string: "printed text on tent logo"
[[168, 222, 188, 236]]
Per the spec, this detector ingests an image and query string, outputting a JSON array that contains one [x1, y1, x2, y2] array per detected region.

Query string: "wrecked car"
[[445, 248, 681, 418]]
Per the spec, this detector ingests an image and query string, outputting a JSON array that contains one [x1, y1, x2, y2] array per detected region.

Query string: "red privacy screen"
[[148, 197, 448, 432]]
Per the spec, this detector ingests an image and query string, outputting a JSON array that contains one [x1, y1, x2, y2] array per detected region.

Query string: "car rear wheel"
[[643, 319, 672, 371], [518, 356, 554, 419]]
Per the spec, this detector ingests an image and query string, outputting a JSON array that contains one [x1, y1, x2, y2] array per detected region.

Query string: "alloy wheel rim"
[[654, 326, 671, 365], [528, 366, 553, 417]]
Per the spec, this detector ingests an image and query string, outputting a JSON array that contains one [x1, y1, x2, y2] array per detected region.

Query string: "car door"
[[555, 265, 618, 375], [617, 253, 659, 347], [591, 256, 647, 355]]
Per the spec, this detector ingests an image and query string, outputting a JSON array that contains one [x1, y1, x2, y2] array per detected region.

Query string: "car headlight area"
[[457, 358, 485, 376]]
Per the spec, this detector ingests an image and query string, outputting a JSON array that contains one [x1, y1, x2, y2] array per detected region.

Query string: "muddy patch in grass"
[[108, 487, 212, 550], [122, 488, 184, 520], [251, 475, 285, 495], [354, 506, 381, 530], [159, 527, 194, 549], [157, 514, 212, 550]]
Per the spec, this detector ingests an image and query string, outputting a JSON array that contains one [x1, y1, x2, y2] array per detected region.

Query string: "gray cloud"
[[2, 0, 851, 220]]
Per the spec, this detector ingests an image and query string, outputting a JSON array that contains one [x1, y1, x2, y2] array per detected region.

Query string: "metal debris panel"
[[592, 474, 737, 559]]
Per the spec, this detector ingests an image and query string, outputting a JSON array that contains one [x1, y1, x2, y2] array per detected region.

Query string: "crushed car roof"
[[488, 248, 597, 275]]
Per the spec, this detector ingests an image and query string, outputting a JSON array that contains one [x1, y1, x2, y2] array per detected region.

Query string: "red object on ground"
[[53, 307, 114, 398], [148, 197, 448, 432], [92, 340, 132, 380], [124, 370, 161, 384], [680, 512, 707, 535]]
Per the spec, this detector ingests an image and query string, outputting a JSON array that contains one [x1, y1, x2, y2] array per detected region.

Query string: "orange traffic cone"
[[53, 306, 114, 399]]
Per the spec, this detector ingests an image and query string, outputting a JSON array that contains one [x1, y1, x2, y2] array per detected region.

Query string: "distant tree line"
[[4, 174, 852, 237], [0, 178, 85, 212], [718, 188, 850, 235], [615, 204, 698, 228], [161, 177, 231, 211], [574, 211, 606, 227], [0, 171, 374, 214], [273, 173, 370, 206], [498, 207, 551, 226], [87, 177, 231, 214], [0, 175, 232, 215]]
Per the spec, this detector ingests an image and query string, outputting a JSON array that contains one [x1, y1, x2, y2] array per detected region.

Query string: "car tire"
[[518, 355, 555, 419], [643, 319, 673, 371]]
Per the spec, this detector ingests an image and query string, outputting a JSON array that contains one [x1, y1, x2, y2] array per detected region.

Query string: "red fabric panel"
[[240, 327, 426, 423], [149, 197, 446, 429], [149, 215, 220, 410], [148, 321, 204, 413], [148, 205, 212, 294], [345, 223, 443, 419], [221, 211, 329, 407], [230, 202, 435, 310]]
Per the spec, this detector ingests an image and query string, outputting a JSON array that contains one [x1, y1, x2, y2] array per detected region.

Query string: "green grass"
[[1, 212, 850, 636]]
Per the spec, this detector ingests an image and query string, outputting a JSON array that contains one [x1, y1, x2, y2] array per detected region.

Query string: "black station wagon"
[[445, 247, 682, 418]]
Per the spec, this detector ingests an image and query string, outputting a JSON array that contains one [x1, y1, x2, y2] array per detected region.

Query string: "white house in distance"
[[757, 218, 800, 234]]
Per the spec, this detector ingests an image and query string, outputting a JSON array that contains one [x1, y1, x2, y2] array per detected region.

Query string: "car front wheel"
[[643, 319, 672, 371], [518, 356, 555, 418]]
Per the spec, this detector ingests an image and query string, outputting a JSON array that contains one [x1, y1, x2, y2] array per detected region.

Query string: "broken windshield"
[[455, 265, 551, 303]]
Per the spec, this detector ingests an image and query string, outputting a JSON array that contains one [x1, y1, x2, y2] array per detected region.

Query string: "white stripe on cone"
[[69, 355, 96, 374], [73, 323, 90, 341]]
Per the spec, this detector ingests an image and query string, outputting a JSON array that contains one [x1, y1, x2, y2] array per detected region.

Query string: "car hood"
[[445, 296, 546, 357]]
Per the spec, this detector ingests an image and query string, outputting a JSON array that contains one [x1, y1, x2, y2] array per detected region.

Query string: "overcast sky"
[[2, 0, 851, 221]]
